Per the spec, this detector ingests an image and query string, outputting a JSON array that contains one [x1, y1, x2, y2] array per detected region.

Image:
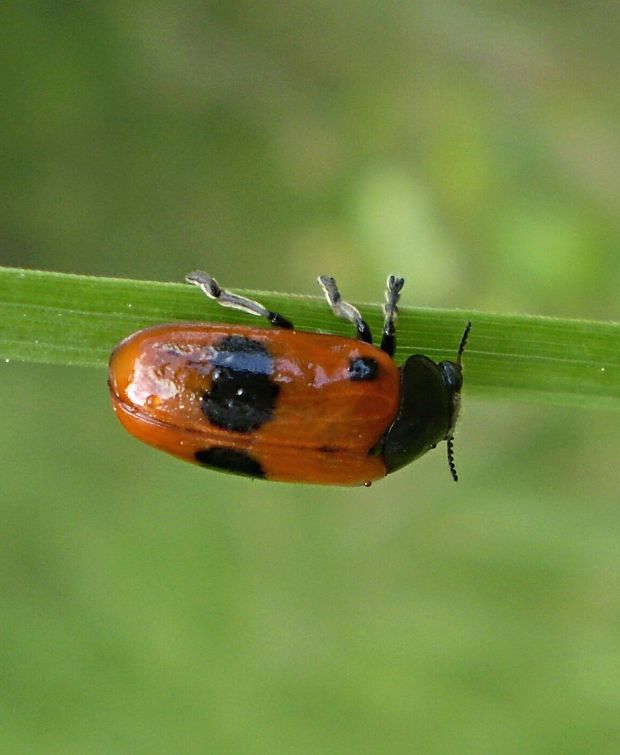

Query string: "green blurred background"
[[2, 4, 620, 753]]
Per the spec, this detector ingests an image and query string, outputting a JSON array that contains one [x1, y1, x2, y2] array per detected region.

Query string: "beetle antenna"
[[447, 437, 458, 482], [456, 321, 472, 364], [446, 321, 470, 482]]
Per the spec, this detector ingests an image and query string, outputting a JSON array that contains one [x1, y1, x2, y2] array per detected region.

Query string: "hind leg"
[[186, 271, 293, 329]]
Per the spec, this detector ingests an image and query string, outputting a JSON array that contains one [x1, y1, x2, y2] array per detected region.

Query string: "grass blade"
[[0, 266, 618, 409]]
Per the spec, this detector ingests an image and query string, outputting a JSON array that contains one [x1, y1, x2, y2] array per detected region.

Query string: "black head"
[[381, 322, 471, 481]]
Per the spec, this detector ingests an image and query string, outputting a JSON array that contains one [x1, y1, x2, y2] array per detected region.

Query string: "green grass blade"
[[0, 266, 618, 409]]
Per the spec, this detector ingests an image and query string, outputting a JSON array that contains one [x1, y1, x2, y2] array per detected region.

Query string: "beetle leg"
[[317, 275, 372, 343], [186, 271, 293, 329], [380, 274, 405, 357]]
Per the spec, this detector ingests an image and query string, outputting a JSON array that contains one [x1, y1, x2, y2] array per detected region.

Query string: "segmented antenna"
[[447, 437, 458, 482], [445, 320, 472, 483], [457, 320, 472, 364]]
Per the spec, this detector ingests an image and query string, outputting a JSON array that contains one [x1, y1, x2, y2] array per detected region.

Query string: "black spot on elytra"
[[194, 447, 265, 478], [209, 335, 274, 373], [202, 371, 279, 432], [348, 356, 379, 381], [201, 335, 279, 433]]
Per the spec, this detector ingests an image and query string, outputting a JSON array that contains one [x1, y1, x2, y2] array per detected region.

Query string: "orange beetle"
[[108, 272, 470, 486]]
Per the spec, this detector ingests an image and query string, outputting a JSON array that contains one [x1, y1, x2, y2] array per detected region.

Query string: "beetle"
[[108, 272, 470, 486]]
